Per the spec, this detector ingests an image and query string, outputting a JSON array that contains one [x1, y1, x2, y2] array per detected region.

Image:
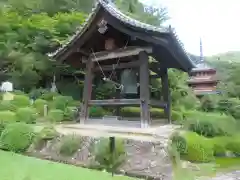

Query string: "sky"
[[141, 0, 240, 56]]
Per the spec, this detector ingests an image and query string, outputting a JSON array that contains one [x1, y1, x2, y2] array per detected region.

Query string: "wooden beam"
[[161, 68, 171, 123], [139, 51, 150, 128], [77, 49, 89, 56], [80, 58, 94, 123], [93, 60, 141, 72], [86, 46, 152, 62], [89, 99, 141, 106]]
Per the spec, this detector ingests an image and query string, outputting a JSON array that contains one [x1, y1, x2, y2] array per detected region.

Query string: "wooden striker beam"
[[86, 46, 152, 62]]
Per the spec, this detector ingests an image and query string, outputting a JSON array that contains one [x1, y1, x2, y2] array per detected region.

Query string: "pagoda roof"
[[190, 63, 216, 73], [48, 0, 196, 72]]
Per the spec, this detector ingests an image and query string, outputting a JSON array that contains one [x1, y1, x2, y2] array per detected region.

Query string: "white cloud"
[[141, 0, 240, 55]]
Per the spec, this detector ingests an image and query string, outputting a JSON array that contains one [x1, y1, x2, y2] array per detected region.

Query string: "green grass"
[[0, 150, 136, 180], [215, 157, 240, 170]]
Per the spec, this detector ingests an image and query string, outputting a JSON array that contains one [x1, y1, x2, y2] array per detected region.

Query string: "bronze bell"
[[120, 69, 138, 94]]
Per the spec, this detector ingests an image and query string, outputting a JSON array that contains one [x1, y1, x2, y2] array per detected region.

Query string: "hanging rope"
[[90, 38, 129, 91]]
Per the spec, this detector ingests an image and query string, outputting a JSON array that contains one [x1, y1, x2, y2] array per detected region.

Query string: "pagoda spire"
[[199, 37, 204, 63]]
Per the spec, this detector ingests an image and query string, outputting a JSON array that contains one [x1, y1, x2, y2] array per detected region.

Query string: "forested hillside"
[[0, 0, 198, 108]]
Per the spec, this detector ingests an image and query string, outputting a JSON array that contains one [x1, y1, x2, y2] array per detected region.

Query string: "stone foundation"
[[27, 135, 173, 180]]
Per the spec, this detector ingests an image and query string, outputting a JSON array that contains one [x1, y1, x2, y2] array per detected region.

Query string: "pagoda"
[[187, 39, 219, 96]]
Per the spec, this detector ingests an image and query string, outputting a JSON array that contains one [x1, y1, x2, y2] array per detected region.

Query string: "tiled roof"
[[48, 0, 195, 69]]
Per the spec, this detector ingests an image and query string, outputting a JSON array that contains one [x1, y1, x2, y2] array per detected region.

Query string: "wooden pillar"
[[80, 58, 94, 124], [115, 71, 121, 117], [161, 68, 171, 123], [139, 51, 150, 128]]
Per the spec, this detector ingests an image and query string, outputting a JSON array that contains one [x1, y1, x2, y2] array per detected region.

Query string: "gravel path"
[[206, 171, 240, 180]]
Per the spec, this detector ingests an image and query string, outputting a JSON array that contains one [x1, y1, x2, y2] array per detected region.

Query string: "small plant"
[[16, 107, 37, 124], [38, 126, 58, 140], [47, 109, 64, 122], [0, 122, 35, 152], [59, 135, 82, 156], [93, 138, 126, 171], [34, 126, 58, 150]]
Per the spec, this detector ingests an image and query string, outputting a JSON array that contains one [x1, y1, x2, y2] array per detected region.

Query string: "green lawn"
[[0, 150, 136, 180]]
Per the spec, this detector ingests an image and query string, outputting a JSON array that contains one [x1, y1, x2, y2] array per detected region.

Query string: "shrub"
[[89, 106, 106, 117], [29, 88, 48, 99], [178, 94, 200, 110], [120, 107, 140, 117], [16, 107, 37, 124], [184, 111, 236, 137], [40, 92, 60, 101], [226, 134, 240, 156], [93, 138, 126, 171], [34, 126, 58, 150], [64, 106, 78, 121], [0, 122, 35, 152], [150, 108, 165, 118], [59, 135, 82, 156], [171, 111, 183, 121], [171, 131, 214, 162], [120, 107, 165, 118], [200, 95, 219, 112], [0, 100, 17, 111], [47, 109, 64, 122], [211, 136, 229, 157], [0, 111, 16, 124], [33, 99, 48, 116], [50, 95, 73, 111], [38, 126, 58, 140], [11, 95, 31, 108]]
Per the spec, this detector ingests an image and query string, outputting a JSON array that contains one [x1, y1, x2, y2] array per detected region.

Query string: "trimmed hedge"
[[11, 95, 31, 108], [47, 109, 64, 122], [89, 106, 106, 118], [184, 111, 236, 137], [0, 122, 35, 152], [40, 92, 60, 101], [0, 111, 16, 124], [64, 106, 78, 121], [226, 134, 240, 157], [211, 136, 229, 157], [16, 107, 37, 124], [0, 100, 17, 111], [33, 99, 48, 116], [120, 107, 165, 118], [50, 95, 74, 111], [171, 131, 214, 162]]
